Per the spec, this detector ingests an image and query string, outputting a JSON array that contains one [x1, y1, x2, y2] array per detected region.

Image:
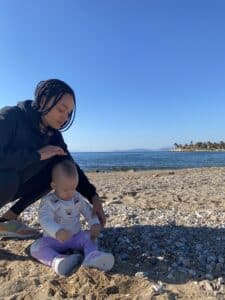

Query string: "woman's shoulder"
[[0, 100, 34, 120], [0, 104, 21, 118]]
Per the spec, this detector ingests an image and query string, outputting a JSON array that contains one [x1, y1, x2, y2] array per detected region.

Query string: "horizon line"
[[69, 148, 172, 153]]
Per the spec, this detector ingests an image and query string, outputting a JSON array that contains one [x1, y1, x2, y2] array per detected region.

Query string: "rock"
[[215, 262, 223, 272], [188, 269, 196, 276], [195, 244, 202, 251], [178, 257, 191, 267], [167, 273, 174, 280], [206, 262, 216, 272], [199, 280, 213, 291], [119, 253, 129, 261], [150, 257, 159, 265], [48, 287, 55, 297], [217, 277, 225, 285], [135, 263, 140, 267], [172, 262, 177, 267], [135, 272, 148, 278], [205, 273, 214, 280], [207, 255, 217, 263], [152, 284, 164, 293], [218, 256, 224, 263]]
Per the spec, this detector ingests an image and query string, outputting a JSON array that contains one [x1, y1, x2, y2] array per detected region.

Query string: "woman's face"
[[41, 93, 74, 129]]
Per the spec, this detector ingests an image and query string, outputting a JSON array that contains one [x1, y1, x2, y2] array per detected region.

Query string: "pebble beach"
[[1, 167, 225, 299]]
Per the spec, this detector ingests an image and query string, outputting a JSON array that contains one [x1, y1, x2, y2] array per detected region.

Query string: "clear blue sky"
[[0, 0, 225, 151]]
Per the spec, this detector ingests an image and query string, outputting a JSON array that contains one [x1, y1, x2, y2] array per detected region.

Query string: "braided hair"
[[34, 79, 76, 131]]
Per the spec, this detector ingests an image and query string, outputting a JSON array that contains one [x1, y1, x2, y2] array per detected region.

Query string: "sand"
[[1, 167, 225, 299]]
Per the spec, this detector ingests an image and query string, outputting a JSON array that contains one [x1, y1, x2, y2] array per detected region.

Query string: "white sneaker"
[[52, 254, 82, 275], [82, 251, 114, 271]]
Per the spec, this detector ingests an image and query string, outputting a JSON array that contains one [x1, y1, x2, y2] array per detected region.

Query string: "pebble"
[[188, 269, 196, 276], [205, 274, 214, 280], [119, 253, 129, 261], [135, 272, 148, 278], [152, 284, 164, 293], [218, 256, 225, 263], [199, 280, 213, 291], [167, 273, 174, 280], [135, 263, 140, 267]]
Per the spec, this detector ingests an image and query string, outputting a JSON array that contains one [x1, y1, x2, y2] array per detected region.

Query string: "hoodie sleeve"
[[56, 132, 98, 203], [0, 107, 40, 170]]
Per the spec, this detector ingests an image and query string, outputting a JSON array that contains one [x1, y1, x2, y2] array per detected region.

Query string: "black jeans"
[[0, 157, 61, 215]]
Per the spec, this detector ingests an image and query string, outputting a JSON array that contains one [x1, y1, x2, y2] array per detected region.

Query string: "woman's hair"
[[34, 79, 76, 131]]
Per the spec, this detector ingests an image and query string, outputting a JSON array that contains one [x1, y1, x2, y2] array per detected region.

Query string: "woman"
[[0, 79, 106, 238]]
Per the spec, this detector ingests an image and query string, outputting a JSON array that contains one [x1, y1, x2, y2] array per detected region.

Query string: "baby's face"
[[53, 175, 78, 200]]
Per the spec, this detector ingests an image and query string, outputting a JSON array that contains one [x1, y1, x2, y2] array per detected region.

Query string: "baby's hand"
[[56, 229, 72, 242], [90, 224, 101, 240]]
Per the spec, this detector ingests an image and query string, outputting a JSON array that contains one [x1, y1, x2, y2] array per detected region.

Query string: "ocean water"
[[71, 151, 225, 172]]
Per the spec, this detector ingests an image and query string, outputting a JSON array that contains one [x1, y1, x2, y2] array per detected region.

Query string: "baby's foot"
[[52, 254, 82, 275], [82, 250, 114, 271]]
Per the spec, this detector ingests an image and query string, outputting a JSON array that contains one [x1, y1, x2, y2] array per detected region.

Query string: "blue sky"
[[0, 0, 225, 151]]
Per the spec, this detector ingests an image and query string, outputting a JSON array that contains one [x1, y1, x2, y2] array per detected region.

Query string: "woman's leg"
[[1, 157, 63, 218], [0, 170, 20, 210], [9, 169, 52, 216]]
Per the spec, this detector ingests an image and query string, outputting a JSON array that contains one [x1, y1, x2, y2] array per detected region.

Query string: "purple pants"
[[30, 230, 97, 267]]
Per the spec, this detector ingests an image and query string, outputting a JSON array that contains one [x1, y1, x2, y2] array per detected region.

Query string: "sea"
[[71, 151, 225, 172]]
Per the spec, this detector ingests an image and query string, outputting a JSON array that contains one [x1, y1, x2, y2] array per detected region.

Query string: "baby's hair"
[[34, 79, 76, 131], [52, 159, 78, 180]]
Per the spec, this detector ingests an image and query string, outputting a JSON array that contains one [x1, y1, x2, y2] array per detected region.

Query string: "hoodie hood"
[[16, 100, 41, 132], [16, 100, 55, 135]]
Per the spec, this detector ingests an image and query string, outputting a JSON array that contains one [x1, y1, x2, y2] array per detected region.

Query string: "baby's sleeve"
[[76, 192, 100, 228], [38, 196, 62, 238]]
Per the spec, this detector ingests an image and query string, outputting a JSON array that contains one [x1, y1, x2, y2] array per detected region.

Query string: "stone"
[[135, 272, 148, 278]]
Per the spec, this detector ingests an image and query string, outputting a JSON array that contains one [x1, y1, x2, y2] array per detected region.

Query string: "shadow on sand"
[[1, 224, 225, 285]]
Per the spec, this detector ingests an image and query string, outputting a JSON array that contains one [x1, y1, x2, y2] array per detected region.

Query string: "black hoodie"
[[0, 100, 97, 201]]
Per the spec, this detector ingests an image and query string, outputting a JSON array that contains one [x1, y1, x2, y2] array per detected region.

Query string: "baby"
[[30, 159, 114, 275]]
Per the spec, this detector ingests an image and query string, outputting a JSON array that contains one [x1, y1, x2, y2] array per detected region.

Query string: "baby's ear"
[[51, 182, 56, 190], [75, 176, 79, 189]]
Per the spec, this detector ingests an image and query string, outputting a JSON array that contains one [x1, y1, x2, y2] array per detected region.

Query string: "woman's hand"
[[92, 195, 106, 227], [37, 145, 67, 160]]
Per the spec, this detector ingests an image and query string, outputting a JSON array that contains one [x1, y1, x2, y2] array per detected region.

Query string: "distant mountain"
[[158, 147, 172, 151], [72, 147, 173, 153], [113, 148, 172, 152], [124, 148, 153, 152]]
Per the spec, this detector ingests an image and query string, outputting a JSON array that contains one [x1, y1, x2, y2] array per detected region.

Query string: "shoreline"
[[86, 165, 225, 173]]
